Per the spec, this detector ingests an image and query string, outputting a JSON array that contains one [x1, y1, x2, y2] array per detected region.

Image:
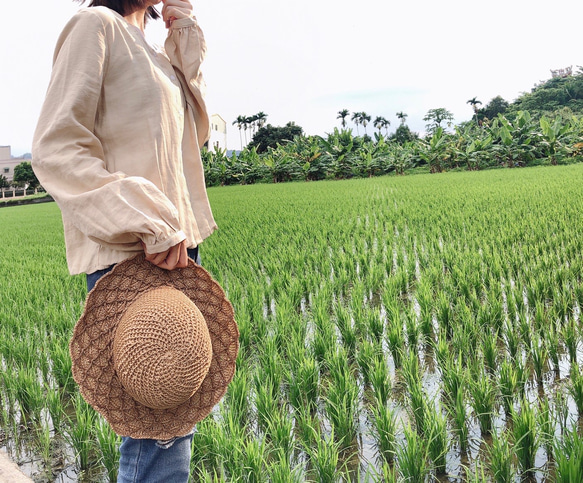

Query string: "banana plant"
[[418, 127, 452, 173], [539, 116, 571, 165], [491, 112, 538, 167], [319, 128, 357, 179]]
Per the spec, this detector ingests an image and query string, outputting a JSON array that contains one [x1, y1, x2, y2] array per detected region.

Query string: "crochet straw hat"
[[70, 253, 239, 439]]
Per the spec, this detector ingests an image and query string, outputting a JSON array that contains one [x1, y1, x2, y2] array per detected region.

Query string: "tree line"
[[202, 109, 583, 187]]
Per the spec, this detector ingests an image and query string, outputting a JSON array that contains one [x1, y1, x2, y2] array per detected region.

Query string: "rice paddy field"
[[2, 164, 583, 482]]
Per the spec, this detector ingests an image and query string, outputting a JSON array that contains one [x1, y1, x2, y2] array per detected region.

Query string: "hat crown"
[[112, 286, 212, 410]]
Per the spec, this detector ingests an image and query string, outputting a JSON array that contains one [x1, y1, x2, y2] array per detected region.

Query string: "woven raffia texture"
[[112, 287, 212, 410], [70, 254, 239, 439]]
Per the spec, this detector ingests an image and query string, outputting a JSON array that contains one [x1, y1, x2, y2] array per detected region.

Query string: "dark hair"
[[77, 0, 160, 21]]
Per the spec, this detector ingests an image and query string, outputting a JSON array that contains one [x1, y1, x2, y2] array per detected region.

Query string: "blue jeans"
[[86, 247, 200, 483]]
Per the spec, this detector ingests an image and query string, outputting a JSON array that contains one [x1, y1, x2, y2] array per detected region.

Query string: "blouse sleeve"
[[32, 10, 186, 255], [164, 17, 211, 148]]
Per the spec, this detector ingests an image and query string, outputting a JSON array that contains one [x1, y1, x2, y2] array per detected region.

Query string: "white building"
[[0, 146, 27, 183], [208, 114, 227, 151]]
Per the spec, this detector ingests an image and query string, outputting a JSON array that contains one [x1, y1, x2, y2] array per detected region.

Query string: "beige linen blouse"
[[32, 7, 217, 275]]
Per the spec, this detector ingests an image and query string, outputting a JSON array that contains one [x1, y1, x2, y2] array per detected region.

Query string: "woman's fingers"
[[161, 0, 193, 27], [142, 240, 189, 270], [145, 240, 189, 270]]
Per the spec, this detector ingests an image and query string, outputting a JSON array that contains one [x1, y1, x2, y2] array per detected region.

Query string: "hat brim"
[[70, 254, 239, 439]]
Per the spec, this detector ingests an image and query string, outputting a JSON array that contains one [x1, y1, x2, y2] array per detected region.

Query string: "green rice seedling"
[[405, 307, 421, 348], [451, 389, 469, 453], [469, 368, 496, 435], [357, 339, 379, 387], [512, 400, 539, 477], [324, 367, 360, 448], [366, 307, 384, 343], [466, 461, 488, 483], [370, 398, 396, 465], [305, 430, 343, 482], [396, 424, 429, 483], [533, 301, 547, 336], [562, 316, 579, 363], [407, 379, 430, 436], [482, 328, 499, 374], [514, 355, 528, 398], [386, 315, 404, 369], [195, 467, 222, 483], [66, 392, 98, 471], [15, 365, 45, 423], [369, 356, 392, 405], [255, 381, 280, 432], [478, 298, 504, 334], [554, 425, 583, 482], [294, 406, 321, 449], [288, 355, 319, 413], [440, 354, 465, 409], [531, 333, 549, 383], [568, 363, 583, 415], [425, 406, 448, 476], [554, 284, 573, 323], [498, 359, 518, 416], [537, 397, 553, 458], [225, 364, 250, 425], [416, 279, 434, 339], [517, 312, 531, 347], [436, 293, 453, 338], [235, 304, 252, 355], [489, 429, 515, 483], [554, 386, 570, 433], [327, 345, 352, 386], [46, 387, 64, 433], [256, 336, 284, 398], [334, 303, 357, 357], [450, 319, 473, 363], [1, 364, 17, 411], [190, 415, 222, 476], [367, 462, 397, 483], [50, 339, 76, 393], [216, 411, 247, 479], [265, 410, 295, 464], [311, 317, 337, 364], [96, 417, 120, 482], [547, 324, 561, 374], [267, 455, 305, 483], [433, 330, 450, 369], [401, 348, 421, 390], [35, 419, 53, 469], [238, 437, 267, 483], [503, 319, 521, 360]]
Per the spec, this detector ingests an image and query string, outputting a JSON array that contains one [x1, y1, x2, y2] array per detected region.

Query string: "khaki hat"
[[70, 254, 239, 439]]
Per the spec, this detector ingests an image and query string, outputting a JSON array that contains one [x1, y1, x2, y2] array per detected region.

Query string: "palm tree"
[[337, 109, 350, 128], [396, 111, 408, 125], [351, 111, 361, 135], [467, 97, 482, 123], [232, 115, 245, 149], [246, 115, 258, 137], [256, 112, 268, 129], [374, 116, 391, 136], [242, 117, 250, 145], [361, 112, 371, 136]]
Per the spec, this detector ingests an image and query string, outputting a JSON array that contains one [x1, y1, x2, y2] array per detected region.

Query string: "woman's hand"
[[142, 239, 189, 270], [161, 0, 194, 28]]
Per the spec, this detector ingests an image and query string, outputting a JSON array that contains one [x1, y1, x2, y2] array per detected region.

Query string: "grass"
[[3, 165, 583, 479]]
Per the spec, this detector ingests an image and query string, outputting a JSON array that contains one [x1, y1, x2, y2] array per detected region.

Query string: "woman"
[[32, 0, 216, 480]]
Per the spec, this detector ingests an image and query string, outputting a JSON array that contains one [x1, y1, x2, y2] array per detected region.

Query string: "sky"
[[1, 0, 582, 154]]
